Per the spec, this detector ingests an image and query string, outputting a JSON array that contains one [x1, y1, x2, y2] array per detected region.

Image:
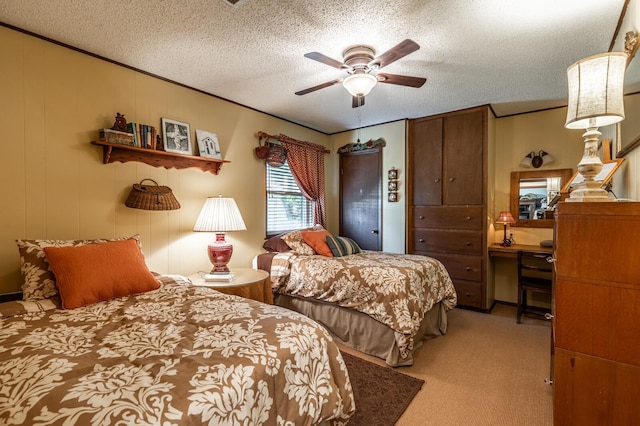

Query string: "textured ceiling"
[[0, 0, 631, 134]]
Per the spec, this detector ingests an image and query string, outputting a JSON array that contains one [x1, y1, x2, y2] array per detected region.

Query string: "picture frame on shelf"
[[162, 118, 191, 155], [195, 129, 222, 159]]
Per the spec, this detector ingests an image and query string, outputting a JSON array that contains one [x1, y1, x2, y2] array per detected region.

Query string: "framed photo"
[[388, 181, 398, 191], [388, 192, 398, 202], [195, 129, 222, 159], [388, 168, 398, 180], [162, 118, 191, 155]]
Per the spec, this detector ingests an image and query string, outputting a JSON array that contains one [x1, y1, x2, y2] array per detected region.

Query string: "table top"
[[188, 268, 269, 288], [488, 243, 553, 258]]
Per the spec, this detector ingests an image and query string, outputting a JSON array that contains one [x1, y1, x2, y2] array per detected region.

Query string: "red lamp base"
[[207, 233, 233, 274]]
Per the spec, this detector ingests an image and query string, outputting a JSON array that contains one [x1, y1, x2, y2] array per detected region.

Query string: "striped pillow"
[[326, 236, 362, 257]]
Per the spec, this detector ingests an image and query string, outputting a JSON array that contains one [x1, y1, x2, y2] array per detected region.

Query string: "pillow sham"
[[281, 228, 317, 255], [301, 229, 334, 257], [262, 233, 291, 252], [326, 236, 362, 257], [43, 239, 160, 310], [16, 235, 142, 301]]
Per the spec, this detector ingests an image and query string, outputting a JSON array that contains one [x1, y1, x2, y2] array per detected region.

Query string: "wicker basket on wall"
[[125, 179, 181, 211]]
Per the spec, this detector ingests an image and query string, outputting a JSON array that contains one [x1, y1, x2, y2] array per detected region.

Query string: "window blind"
[[266, 162, 313, 235]]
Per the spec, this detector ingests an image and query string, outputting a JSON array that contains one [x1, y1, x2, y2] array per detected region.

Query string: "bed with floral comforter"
[[0, 275, 354, 425], [268, 251, 457, 366]]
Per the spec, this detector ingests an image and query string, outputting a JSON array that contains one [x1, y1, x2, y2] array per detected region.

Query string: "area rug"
[[341, 351, 425, 426]]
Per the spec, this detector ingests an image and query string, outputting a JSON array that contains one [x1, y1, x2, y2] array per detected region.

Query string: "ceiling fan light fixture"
[[343, 74, 377, 97]]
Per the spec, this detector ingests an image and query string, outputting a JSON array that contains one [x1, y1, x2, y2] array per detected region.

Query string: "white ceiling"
[[0, 0, 631, 134]]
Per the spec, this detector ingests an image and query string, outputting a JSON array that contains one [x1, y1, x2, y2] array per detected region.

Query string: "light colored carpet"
[[339, 303, 553, 425]]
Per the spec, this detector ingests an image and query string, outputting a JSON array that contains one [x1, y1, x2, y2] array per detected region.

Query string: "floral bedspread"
[[0, 275, 354, 425], [271, 251, 457, 359]]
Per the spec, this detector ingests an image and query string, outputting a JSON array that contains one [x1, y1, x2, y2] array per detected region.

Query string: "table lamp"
[[564, 52, 627, 201], [193, 195, 246, 274], [496, 211, 516, 246]]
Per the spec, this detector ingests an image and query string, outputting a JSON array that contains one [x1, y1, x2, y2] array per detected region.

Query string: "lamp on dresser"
[[496, 211, 516, 246], [193, 195, 247, 274], [564, 52, 627, 201]]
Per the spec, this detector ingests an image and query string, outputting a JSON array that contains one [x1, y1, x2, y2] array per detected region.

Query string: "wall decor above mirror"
[[510, 168, 573, 228]]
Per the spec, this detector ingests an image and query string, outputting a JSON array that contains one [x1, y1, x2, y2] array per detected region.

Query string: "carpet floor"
[[341, 350, 424, 426]]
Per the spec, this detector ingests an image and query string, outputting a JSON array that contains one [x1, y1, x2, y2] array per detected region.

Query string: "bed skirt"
[[274, 294, 448, 366]]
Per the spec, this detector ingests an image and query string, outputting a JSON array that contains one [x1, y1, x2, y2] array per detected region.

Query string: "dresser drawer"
[[452, 280, 483, 309], [426, 253, 482, 282], [413, 229, 483, 255], [413, 206, 482, 230]]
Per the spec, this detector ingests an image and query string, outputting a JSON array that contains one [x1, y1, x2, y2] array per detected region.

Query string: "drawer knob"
[[418, 215, 424, 219], [448, 177, 455, 182], [465, 292, 472, 297], [466, 241, 471, 246], [465, 267, 471, 271], [419, 238, 425, 243], [434, 178, 440, 183], [465, 216, 471, 220]]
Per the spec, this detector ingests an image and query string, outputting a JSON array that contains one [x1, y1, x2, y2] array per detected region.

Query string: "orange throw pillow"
[[301, 229, 334, 257], [44, 239, 160, 309]]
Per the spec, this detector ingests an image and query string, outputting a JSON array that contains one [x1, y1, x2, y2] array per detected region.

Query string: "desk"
[[489, 244, 553, 259]]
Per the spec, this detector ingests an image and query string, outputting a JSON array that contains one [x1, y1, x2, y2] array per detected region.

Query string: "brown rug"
[[341, 351, 424, 426]]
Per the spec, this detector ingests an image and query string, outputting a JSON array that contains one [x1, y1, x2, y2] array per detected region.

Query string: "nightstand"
[[187, 268, 273, 304]]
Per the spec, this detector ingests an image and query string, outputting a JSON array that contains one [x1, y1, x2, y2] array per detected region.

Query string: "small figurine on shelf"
[[111, 113, 128, 132]]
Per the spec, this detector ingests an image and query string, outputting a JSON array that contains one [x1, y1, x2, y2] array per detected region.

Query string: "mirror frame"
[[510, 168, 573, 228]]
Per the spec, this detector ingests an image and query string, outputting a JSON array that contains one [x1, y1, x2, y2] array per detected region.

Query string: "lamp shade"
[[565, 52, 627, 130], [193, 196, 246, 232], [496, 211, 516, 224], [343, 73, 377, 97]]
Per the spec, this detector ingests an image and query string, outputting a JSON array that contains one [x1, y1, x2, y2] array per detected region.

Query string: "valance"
[[257, 131, 330, 154]]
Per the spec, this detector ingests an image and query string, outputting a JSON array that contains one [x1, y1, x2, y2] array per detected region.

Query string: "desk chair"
[[517, 250, 553, 324]]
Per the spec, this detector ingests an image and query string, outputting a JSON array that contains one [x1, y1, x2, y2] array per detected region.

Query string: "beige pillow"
[[16, 235, 143, 301], [281, 226, 322, 255]]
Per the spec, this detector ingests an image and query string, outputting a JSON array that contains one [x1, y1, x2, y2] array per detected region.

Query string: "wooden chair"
[[517, 250, 553, 323]]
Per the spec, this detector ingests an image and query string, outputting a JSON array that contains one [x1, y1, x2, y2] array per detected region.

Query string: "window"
[[266, 162, 314, 236]]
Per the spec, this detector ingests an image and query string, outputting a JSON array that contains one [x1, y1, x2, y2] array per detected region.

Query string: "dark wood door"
[[339, 148, 382, 251], [408, 118, 443, 206], [443, 109, 484, 205]]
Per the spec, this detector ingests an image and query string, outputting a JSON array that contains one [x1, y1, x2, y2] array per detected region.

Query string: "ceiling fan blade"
[[352, 95, 365, 108], [376, 73, 426, 88], [370, 39, 420, 69], [304, 52, 349, 70], [295, 79, 343, 95]]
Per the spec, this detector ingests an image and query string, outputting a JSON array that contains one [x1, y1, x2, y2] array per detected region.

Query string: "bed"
[[257, 229, 457, 367], [0, 236, 354, 425]]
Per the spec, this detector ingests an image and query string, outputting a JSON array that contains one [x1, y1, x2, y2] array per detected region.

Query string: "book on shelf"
[[203, 273, 234, 282]]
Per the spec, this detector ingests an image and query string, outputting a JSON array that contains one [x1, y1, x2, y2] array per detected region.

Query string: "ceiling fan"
[[295, 39, 427, 108]]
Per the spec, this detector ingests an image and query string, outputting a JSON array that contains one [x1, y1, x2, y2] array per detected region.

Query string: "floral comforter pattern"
[[0, 275, 354, 425], [271, 251, 457, 359]]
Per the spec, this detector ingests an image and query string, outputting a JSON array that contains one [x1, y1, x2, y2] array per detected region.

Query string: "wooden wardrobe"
[[553, 201, 640, 424], [407, 106, 490, 310]]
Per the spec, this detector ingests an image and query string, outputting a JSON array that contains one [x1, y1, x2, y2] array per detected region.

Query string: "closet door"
[[339, 148, 382, 251]]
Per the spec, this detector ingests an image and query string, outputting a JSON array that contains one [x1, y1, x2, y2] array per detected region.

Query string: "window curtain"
[[258, 132, 329, 228]]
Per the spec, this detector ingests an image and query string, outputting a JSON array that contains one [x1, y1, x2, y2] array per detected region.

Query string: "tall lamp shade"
[[193, 196, 246, 274], [564, 52, 627, 201]]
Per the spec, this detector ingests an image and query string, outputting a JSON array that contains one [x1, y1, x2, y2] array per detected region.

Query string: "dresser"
[[553, 202, 640, 424], [407, 106, 489, 310]]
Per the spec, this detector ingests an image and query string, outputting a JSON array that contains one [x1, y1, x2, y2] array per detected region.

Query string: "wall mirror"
[[616, 31, 640, 157], [510, 168, 573, 228]]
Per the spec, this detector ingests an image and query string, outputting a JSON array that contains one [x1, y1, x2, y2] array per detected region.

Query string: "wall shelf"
[[91, 141, 228, 174]]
